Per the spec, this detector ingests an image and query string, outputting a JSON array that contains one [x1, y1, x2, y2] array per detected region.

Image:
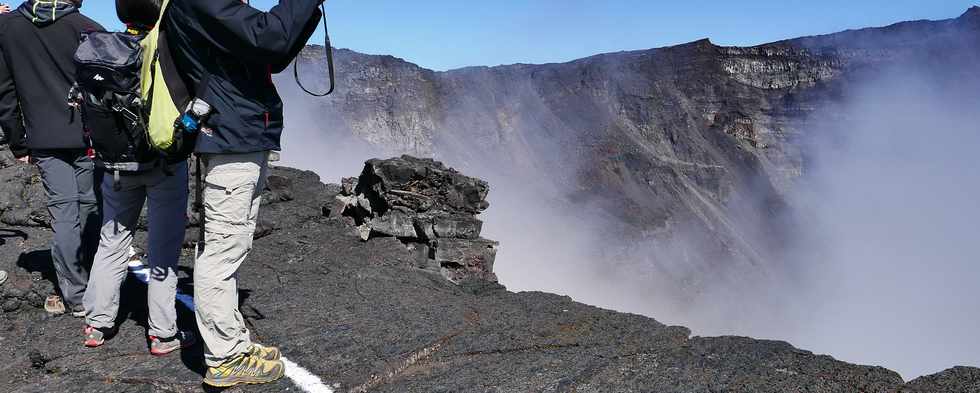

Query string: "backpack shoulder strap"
[[157, 29, 191, 109], [140, 0, 192, 152], [146, 0, 190, 109]]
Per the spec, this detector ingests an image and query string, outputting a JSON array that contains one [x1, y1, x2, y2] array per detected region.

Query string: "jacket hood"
[[18, 1, 79, 26]]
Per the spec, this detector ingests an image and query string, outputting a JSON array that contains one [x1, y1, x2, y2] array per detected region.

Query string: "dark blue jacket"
[[0, 1, 103, 157], [163, 0, 321, 154]]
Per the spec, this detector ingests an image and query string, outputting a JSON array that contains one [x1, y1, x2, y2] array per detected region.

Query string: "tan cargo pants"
[[195, 151, 269, 367]]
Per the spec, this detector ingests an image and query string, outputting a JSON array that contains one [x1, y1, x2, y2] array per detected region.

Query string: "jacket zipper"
[[264, 65, 273, 128]]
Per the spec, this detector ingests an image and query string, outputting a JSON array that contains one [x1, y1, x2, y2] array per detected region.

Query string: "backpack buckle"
[[67, 84, 82, 109]]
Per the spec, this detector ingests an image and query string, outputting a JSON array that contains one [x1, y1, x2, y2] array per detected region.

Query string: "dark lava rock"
[[0, 155, 49, 228], [367, 208, 417, 238], [431, 214, 483, 240], [433, 238, 498, 282], [1, 298, 20, 312], [901, 367, 980, 392], [0, 159, 976, 393], [336, 156, 498, 283], [355, 155, 489, 215]]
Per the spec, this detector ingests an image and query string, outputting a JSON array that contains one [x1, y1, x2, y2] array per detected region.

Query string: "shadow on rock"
[[113, 265, 207, 376], [0, 227, 27, 246], [16, 249, 57, 288]]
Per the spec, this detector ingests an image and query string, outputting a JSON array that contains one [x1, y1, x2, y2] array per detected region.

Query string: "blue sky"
[[79, 0, 977, 71]]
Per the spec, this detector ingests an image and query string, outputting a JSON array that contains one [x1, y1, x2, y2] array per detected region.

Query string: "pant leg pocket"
[[203, 164, 260, 235]]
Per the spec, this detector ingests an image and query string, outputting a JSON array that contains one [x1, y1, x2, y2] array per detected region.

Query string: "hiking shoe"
[[248, 343, 281, 361], [203, 353, 285, 387], [44, 295, 66, 315], [84, 325, 111, 347], [0, 270, 7, 286], [149, 331, 197, 356]]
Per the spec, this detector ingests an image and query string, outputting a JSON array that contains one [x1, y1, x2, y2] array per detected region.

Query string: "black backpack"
[[71, 31, 158, 172]]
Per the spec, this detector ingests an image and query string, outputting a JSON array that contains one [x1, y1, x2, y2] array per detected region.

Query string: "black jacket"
[[0, 1, 104, 157], [164, 0, 321, 154]]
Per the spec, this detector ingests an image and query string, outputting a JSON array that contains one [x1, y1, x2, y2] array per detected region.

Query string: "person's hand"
[[0, 4, 11, 14], [16, 155, 30, 164]]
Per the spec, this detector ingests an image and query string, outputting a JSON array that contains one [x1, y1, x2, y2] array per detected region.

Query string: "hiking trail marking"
[[126, 259, 335, 393]]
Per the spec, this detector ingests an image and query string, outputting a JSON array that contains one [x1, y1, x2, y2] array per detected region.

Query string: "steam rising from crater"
[[784, 66, 980, 380], [275, 44, 980, 380]]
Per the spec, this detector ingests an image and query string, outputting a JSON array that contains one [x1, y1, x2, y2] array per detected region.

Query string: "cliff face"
[[287, 8, 980, 299]]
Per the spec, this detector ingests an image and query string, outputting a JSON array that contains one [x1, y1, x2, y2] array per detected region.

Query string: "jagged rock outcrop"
[[332, 156, 498, 283]]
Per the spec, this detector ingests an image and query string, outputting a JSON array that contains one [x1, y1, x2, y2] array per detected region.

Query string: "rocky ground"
[[0, 155, 976, 393]]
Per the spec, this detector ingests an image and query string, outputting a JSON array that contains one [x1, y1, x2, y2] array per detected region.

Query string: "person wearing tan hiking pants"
[[162, 0, 322, 385], [195, 151, 269, 366]]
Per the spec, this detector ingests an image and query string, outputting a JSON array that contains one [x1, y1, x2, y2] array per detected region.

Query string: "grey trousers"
[[195, 152, 268, 367], [35, 152, 99, 308], [83, 161, 189, 338]]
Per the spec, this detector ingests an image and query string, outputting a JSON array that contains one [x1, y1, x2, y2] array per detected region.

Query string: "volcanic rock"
[[335, 155, 498, 283], [0, 158, 975, 392], [901, 367, 980, 392], [433, 238, 498, 282], [431, 215, 482, 240], [353, 155, 490, 215]]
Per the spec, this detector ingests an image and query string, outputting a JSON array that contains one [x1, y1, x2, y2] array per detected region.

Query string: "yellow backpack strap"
[[139, 0, 169, 100], [140, 0, 190, 151]]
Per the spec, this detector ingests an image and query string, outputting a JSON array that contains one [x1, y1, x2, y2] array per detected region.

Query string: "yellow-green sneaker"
[[248, 343, 281, 361], [203, 353, 285, 387]]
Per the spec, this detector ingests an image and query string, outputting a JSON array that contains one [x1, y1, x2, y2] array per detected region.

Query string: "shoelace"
[[232, 354, 264, 377]]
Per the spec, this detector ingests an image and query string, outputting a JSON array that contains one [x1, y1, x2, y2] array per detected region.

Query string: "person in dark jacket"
[[163, 0, 321, 386], [0, 0, 103, 316]]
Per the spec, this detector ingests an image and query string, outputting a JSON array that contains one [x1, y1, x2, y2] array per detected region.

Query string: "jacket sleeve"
[[186, 0, 322, 64], [271, 10, 321, 74], [0, 45, 27, 158]]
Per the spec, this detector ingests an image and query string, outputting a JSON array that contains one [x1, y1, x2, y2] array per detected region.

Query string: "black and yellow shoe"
[[248, 343, 281, 361], [203, 353, 285, 387]]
